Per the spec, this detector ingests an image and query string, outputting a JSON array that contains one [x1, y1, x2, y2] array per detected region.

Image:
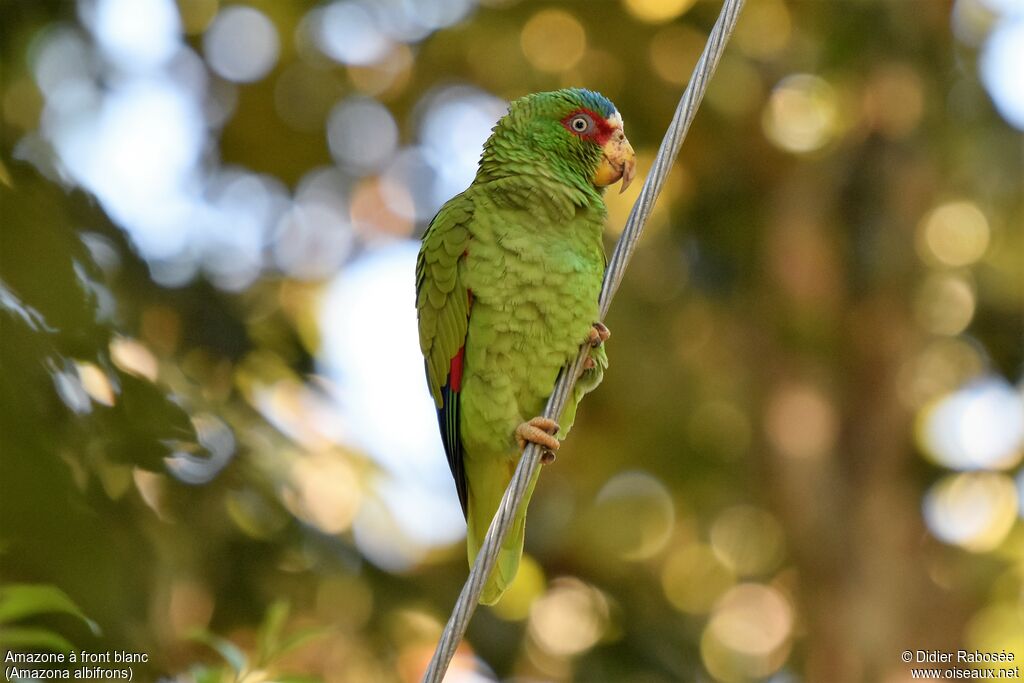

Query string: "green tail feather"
[[465, 457, 541, 605], [471, 514, 526, 606]]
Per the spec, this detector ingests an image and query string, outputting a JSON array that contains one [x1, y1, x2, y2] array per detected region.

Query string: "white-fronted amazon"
[[416, 88, 635, 604]]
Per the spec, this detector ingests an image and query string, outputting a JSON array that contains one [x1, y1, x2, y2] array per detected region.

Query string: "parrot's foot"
[[586, 322, 610, 347], [583, 356, 596, 370], [516, 417, 560, 464]]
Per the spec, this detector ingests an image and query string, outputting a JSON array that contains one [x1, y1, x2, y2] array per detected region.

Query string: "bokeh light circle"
[[661, 543, 735, 615], [917, 376, 1024, 471], [710, 505, 786, 577], [733, 0, 791, 60], [273, 201, 354, 280], [702, 583, 793, 682], [980, 16, 1024, 130], [87, 0, 182, 71], [284, 451, 362, 534], [648, 25, 704, 86], [528, 577, 608, 657], [327, 97, 399, 172], [588, 470, 675, 561], [315, 1, 392, 66], [203, 6, 280, 83], [488, 554, 546, 622], [763, 74, 839, 153], [765, 382, 838, 460], [924, 471, 1019, 552], [623, 0, 697, 24], [520, 9, 587, 73], [917, 200, 991, 268], [914, 272, 977, 336]]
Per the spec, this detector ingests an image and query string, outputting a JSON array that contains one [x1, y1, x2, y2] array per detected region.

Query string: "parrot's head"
[[480, 88, 637, 194]]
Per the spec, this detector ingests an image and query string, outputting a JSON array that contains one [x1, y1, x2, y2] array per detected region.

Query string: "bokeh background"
[[1, 0, 1022, 681]]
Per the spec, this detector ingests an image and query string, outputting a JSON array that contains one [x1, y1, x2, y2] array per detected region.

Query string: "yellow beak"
[[593, 129, 637, 193]]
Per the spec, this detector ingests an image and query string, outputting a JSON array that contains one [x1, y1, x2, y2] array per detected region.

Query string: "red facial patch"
[[561, 108, 617, 145]]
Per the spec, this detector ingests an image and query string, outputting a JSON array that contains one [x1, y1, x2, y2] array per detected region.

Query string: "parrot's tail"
[[468, 510, 526, 605], [465, 457, 540, 605]]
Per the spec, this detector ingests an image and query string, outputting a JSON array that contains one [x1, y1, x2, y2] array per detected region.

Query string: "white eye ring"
[[570, 116, 589, 132]]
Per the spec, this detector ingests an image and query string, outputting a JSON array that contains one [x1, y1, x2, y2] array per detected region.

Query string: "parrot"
[[415, 88, 636, 605]]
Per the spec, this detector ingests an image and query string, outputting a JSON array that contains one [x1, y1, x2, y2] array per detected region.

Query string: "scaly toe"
[[528, 416, 559, 434], [515, 417, 561, 453]]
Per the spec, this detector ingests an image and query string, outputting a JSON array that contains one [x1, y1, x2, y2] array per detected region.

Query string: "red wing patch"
[[449, 346, 465, 392], [448, 289, 473, 392]]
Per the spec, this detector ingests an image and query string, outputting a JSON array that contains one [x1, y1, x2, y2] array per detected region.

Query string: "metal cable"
[[422, 1, 746, 679]]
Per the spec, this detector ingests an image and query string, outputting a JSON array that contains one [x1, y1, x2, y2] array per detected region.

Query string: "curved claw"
[[586, 322, 611, 347]]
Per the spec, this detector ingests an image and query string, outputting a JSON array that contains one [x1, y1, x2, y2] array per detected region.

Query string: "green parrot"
[[416, 88, 636, 604]]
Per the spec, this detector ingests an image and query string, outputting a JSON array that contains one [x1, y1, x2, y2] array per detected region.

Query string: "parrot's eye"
[[568, 114, 593, 134]]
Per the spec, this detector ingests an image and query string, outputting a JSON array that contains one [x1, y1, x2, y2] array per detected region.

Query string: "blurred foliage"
[[1, 0, 1023, 682], [0, 584, 100, 652], [186, 600, 330, 682]]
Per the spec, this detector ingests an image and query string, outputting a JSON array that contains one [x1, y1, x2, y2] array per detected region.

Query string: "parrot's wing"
[[416, 195, 474, 517]]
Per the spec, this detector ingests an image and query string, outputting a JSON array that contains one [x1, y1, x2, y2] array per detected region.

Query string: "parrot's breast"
[[459, 188, 606, 455]]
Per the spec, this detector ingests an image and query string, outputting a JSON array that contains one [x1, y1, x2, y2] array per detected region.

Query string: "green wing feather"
[[416, 195, 474, 515]]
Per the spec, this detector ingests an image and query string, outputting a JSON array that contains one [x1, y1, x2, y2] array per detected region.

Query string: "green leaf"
[[187, 664, 230, 683], [0, 625, 75, 652], [273, 626, 331, 661], [187, 630, 249, 674], [257, 600, 290, 665], [0, 584, 100, 635]]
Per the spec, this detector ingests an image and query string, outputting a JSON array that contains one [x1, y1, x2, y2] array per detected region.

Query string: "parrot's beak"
[[593, 119, 636, 194]]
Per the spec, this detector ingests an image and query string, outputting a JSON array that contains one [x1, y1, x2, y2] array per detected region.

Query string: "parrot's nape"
[[415, 88, 635, 604]]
